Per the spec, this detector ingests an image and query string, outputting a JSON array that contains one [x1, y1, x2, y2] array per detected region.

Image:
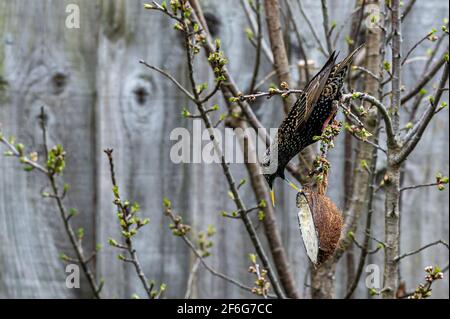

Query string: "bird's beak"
[[288, 181, 301, 192], [285, 177, 301, 192], [270, 189, 275, 207]]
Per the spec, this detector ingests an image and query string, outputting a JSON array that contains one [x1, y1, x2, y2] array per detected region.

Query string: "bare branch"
[[400, 182, 444, 192], [139, 60, 196, 101], [320, 0, 333, 54], [401, 49, 448, 105], [352, 65, 381, 81], [239, 0, 274, 64], [184, 258, 201, 299], [164, 206, 272, 297], [394, 62, 449, 165], [248, 0, 263, 93], [198, 81, 222, 104], [401, 31, 435, 66], [401, 0, 416, 22], [182, 1, 290, 298], [32, 108, 101, 298], [253, 65, 298, 91], [264, 0, 296, 112], [286, 0, 311, 82], [394, 240, 449, 262], [296, 0, 328, 57]]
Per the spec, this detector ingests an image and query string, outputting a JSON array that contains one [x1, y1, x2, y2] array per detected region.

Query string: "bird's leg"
[[321, 100, 339, 132]]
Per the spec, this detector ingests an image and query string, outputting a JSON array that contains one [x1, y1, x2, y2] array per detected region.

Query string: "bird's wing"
[[283, 51, 337, 136]]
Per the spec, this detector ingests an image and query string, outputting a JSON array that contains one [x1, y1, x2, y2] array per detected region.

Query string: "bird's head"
[[261, 140, 300, 206], [263, 172, 278, 207], [263, 172, 276, 190], [261, 149, 282, 207]]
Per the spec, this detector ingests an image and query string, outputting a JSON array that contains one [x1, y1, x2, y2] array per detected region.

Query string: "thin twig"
[[395, 62, 449, 165], [353, 66, 381, 81], [0, 137, 48, 173], [237, 88, 303, 101], [139, 60, 196, 101], [164, 207, 274, 297], [333, 5, 363, 48], [406, 35, 448, 124], [253, 65, 298, 91], [296, 0, 328, 57], [400, 182, 443, 192], [239, 0, 274, 64], [249, 0, 262, 93], [401, 49, 448, 105], [320, 0, 333, 54], [350, 236, 383, 255], [401, 0, 416, 22], [286, 0, 311, 82], [401, 31, 435, 66], [184, 258, 201, 298], [394, 240, 449, 262]]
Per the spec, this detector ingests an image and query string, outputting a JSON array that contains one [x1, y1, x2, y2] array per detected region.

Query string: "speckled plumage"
[[263, 46, 363, 188]]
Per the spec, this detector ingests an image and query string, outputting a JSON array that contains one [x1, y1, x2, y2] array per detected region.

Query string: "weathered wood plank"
[[0, 0, 447, 299], [0, 0, 100, 298]]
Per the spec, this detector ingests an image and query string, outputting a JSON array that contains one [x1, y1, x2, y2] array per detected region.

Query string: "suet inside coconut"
[[296, 190, 343, 265]]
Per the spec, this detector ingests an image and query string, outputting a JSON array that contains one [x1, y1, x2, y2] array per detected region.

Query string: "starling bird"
[[262, 45, 364, 206]]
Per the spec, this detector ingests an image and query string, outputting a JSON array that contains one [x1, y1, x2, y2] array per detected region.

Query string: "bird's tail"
[[335, 44, 365, 73]]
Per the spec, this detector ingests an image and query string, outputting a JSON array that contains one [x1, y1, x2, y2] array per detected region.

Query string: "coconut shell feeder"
[[296, 188, 343, 266]]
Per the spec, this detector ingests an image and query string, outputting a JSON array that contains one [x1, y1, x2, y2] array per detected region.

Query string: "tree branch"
[[341, 92, 396, 147], [167, 1, 289, 298], [401, 49, 448, 105], [401, 31, 435, 66], [286, 0, 311, 82], [394, 62, 449, 165], [264, 0, 296, 112], [296, 0, 328, 57], [320, 0, 333, 54], [248, 0, 263, 93], [0, 136, 48, 174], [164, 205, 274, 297], [400, 182, 444, 192], [139, 60, 196, 101], [394, 240, 449, 262], [239, 0, 274, 64], [104, 149, 157, 299], [38, 108, 101, 298], [236, 88, 303, 101]]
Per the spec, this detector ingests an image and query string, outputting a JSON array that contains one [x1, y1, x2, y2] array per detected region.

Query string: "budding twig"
[[104, 149, 160, 299], [1, 108, 103, 298], [163, 204, 271, 296], [401, 31, 437, 66], [235, 88, 304, 102]]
